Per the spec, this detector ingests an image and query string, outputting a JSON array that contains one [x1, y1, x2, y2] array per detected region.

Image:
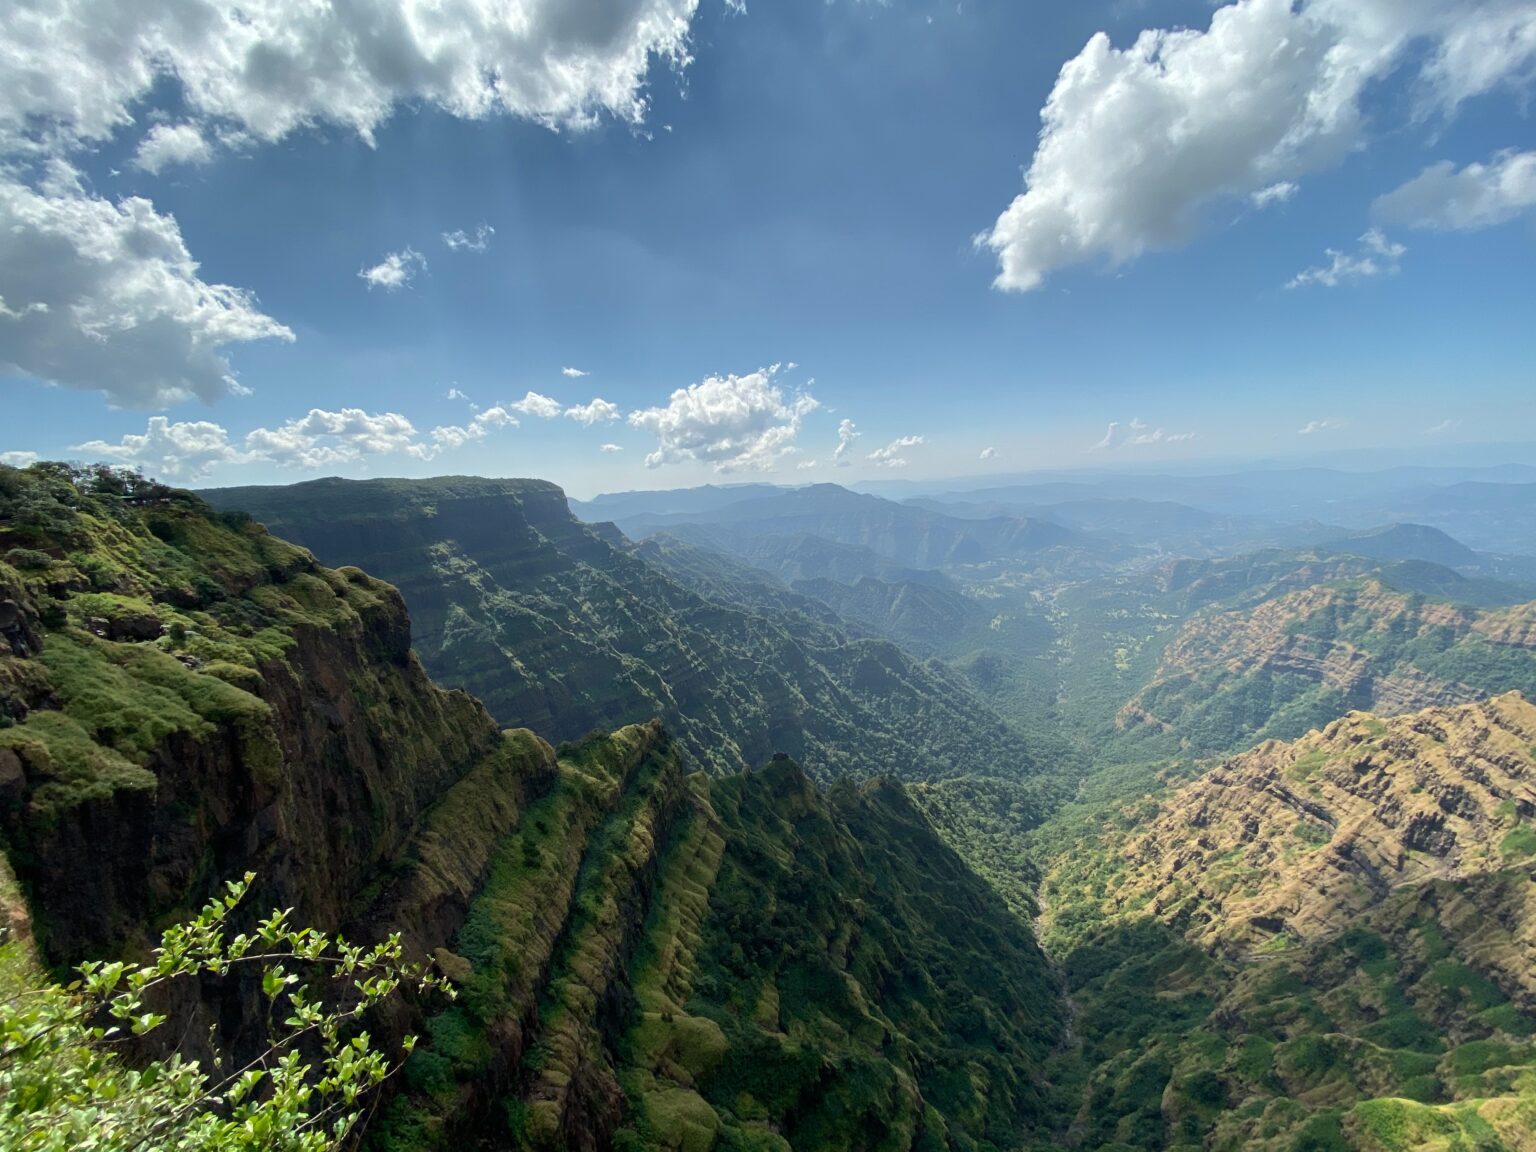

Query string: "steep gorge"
[[0, 463, 1063, 1151]]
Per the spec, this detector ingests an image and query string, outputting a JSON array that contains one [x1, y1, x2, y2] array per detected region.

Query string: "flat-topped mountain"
[[203, 476, 1043, 788], [1, 463, 1065, 1151]]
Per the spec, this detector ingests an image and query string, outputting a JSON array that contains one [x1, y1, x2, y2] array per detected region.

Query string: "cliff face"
[[1, 465, 1064, 1152], [1037, 694, 1536, 1151], [1104, 692, 1536, 957], [1118, 578, 1536, 755], [376, 748, 1063, 1152], [0, 468, 523, 964], [204, 476, 1043, 789]]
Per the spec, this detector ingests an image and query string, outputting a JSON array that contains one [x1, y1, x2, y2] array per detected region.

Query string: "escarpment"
[[1103, 693, 1536, 956], [1, 465, 1064, 1151], [204, 475, 1043, 787], [0, 468, 521, 964], [1117, 577, 1536, 756]]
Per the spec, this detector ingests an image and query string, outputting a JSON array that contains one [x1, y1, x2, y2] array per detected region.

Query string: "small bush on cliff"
[[0, 874, 450, 1151]]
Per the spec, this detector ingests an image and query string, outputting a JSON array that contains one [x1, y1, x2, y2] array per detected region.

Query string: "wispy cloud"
[[979, 446, 997, 460], [1297, 418, 1346, 435], [359, 247, 426, 291], [442, 224, 494, 252], [562, 366, 590, 378], [1287, 230, 1404, 290], [868, 435, 925, 469], [1093, 418, 1194, 450]]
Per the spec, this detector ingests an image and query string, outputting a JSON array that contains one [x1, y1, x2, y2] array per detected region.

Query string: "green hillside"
[[203, 476, 1048, 791], [0, 462, 1066, 1151]]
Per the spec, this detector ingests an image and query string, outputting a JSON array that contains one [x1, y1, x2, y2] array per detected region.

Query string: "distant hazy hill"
[[204, 476, 1044, 788], [1320, 522, 1482, 567], [586, 482, 1080, 569]]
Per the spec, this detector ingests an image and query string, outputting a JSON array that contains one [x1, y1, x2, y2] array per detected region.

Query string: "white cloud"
[[1427, 418, 1462, 435], [429, 406, 517, 450], [980, 0, 1536, 291], [1251, 181, 1298, 209], [359, 247, 426, 292], [796, 459, 819, 471], [0, 451, 41, 468], [868, 435, 925, 469], [1373, 150, 1536, 232], [1297, 418, 1347, 435], [0, 163, 293, 408], [979, 446, 997, 460], [0, 1, 705, 410], [565, 397, 621, 426], [600, 443, 624, 453], [80, 402, 519, 479], [628, 365, 819, 472], [442, 225, 494, 253], [562, 366, 591, 378], [1287, 229, 1405, 289], [0, 0, 704, 157], [76, 417, 251, 478], [445, 387, 471, 402], [1092, 418, 1195, 450], [833, 418, 861, 466], [245, 408, 428, 468], [512, 391, 563, 419], [132, 123, 214, 174]]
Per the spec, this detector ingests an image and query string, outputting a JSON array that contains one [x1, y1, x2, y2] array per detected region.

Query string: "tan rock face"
[[1118, 580, 1528, 743], [1106, 693, 1536, 961]]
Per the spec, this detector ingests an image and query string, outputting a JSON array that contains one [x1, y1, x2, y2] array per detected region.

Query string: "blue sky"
[[2, 0, 1534, 497]]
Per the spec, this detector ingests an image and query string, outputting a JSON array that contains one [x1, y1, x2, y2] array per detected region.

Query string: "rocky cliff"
[[1118, 577, 1536, 755], [204, 476, 1043, 789], [1, 464, 1064, 1151]]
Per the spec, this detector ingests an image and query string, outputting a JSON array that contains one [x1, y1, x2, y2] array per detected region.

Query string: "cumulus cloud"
[[979, 446, 997, 460], [0, 1, 703, 408], [1297, 418, 1347, 435], [512, 391, 563, 419], [796, 460, 819, 470], [565, 398, 621, 426], [600, 443, 624, 453], [833, 419, 860, 466], [132, 123, 214, 174], [0, 451, 41, 468], [246, 408, 427, 467], [359, 247, 426, 291], [1251, 181, 1299, 209], [628, 365, 819, 472], [1427, 418, 1462, 435], [0, 164, 293, 408], [442, 225, 494, 253], [868, 435, 924, 469], [1093, 418, 1195, 450], [980, 0, 1536, 291], [0, 0, 704, 156], [76, 417, 252, 478], [79, 403, 518, 479], [562, 367, 591, 378], [445, 387, 471, 402], [1287, 229, 1405, 289], [429, 406, 517, 450], [1373, 150, 1536, 232]]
